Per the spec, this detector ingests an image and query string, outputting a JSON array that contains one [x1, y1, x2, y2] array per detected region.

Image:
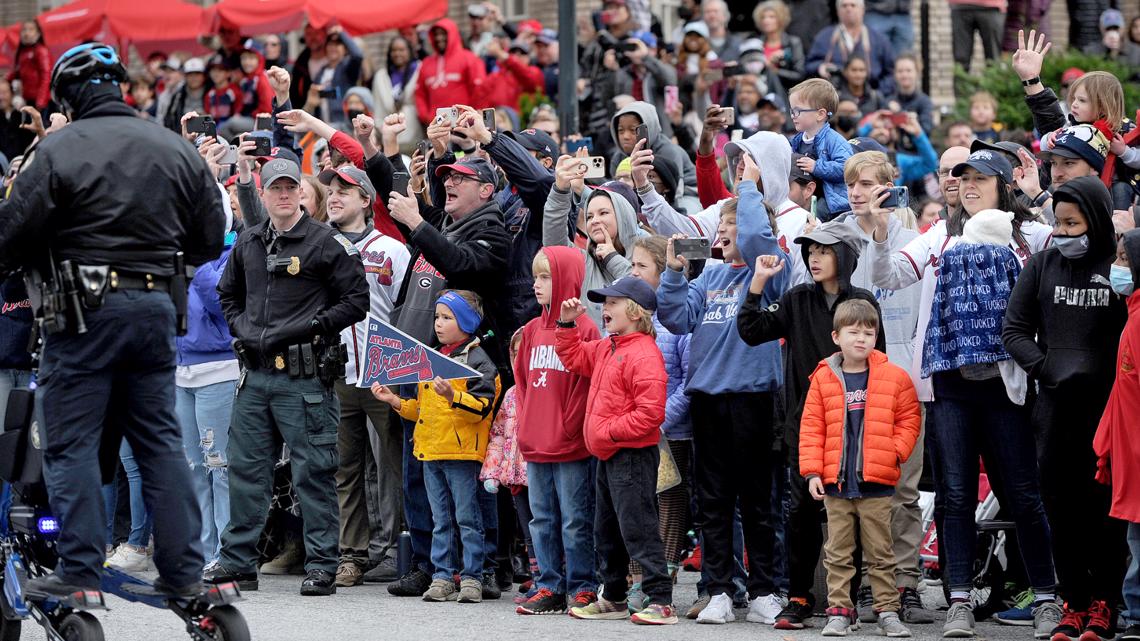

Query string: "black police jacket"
[[218, 211, 368, 355], [0, 101, 225, 275]]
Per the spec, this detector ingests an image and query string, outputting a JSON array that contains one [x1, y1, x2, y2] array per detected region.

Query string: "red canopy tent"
[[203, 0, 448, 37], [25, 0, 208, 61]]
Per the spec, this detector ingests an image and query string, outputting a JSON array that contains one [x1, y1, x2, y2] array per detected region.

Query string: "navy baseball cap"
[[434, 156, 498, 185], [849, 136, 890, 154], [951, 148, 1013, 184], [505, 128, 558, 159], [970, 138, 1027, 166], [587, 275, 657, 312]]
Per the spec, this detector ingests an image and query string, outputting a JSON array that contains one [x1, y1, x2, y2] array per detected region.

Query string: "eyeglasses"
[[790, 107, 822, 118], [937, 168, 954, 178], [442, 173, 482, 186]]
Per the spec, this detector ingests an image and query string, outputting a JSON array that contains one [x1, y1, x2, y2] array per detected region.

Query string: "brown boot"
[[260, 539, 305, 575]]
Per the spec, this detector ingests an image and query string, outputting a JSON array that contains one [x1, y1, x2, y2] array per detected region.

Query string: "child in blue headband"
[[371, 289, 501, 603]]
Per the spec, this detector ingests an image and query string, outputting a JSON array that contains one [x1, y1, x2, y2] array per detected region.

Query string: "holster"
[[316, 342, 348, 387], [172, 252, 188, 336], [287, 344, 301, 377], [77, 265, 109, 310]]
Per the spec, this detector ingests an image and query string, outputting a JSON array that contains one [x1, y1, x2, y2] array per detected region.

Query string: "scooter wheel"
[[58, 611, 104, 641], [0, 614, 20, 641], [203, 605, 249, 641]]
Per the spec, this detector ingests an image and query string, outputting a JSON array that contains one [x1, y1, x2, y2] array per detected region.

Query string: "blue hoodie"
[[790, 122, 853, 218], [657, 181, 788, 395], [178, 243, 235, 366]]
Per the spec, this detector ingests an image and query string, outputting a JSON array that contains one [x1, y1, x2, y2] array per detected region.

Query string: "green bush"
[[952, 51, 1140, 132]]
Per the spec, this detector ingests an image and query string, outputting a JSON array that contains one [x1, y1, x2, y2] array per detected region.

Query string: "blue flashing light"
[[37, 517, 60, 534]]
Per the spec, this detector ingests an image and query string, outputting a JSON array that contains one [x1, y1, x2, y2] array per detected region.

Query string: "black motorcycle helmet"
[[50, 42, 127, 114]]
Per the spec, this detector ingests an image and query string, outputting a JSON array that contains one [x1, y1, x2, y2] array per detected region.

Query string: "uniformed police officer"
[[0, 43, 225, 598], [210, 156, 368, 596]]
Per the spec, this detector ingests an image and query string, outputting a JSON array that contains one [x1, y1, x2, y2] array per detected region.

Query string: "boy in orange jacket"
[[553, 276, 676, 626], [799, 299, 920, 638]]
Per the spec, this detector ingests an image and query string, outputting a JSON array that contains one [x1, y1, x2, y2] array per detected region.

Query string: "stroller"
[[0, 385, 248, 641]]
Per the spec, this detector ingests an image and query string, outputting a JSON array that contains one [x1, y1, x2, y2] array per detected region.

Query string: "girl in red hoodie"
[[8, 21, 51, 110], [555, 276, 675, 626]]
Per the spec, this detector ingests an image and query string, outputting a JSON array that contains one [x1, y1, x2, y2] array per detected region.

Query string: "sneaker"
[[900, 587, 935, 624], [943, 602, 977, 638], [204, 564, 259, 592], [388, 568, 431, 597], [516, 588, 566, 615], [259, 539, 305, 575], [880, 611, 912, 638], [423, 578, 458, 601], [686, 594, 711, 620], [682, 544, 701, 572], [1052, 605, 1088, 641], [859, 585, 877, 623], [775, 597, 815, 630], [632, 603, 679, 625], [514, 586, 539, 605], [572, 591, 598, 608], [106, 544, 149, 573], [334, 562, 363, 587], [627, 582, 649, 613], [997, 590, 1038, 626], [299, 569, 336, 596], [362, 557, 398, 583], [1034, 601, 1064, 639], [823, 610, 860, 637], [1120, 624, 1140, 641], [458, 578, 482, 603], [569, 596, 629, 620], [202, 560, 221, 575], [696, 593, 736, 624], [480, 574, 501, 600], [1080, 600, 1114, 641], [747, 593, 788, 624]]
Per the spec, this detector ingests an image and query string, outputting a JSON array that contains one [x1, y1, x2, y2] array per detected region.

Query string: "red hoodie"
[[480, 55, 544, 111], [414, 18, 486, 125], [554, 323, 667, 462], [8, 43, 51, 109], [1093, 290, 1140, 522], [513, 247, 598, 462]]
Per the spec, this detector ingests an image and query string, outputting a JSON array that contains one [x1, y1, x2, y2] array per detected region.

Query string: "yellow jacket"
[[397, 338, 501, 462]]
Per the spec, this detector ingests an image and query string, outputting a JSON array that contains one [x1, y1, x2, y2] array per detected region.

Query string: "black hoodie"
[[736, 237, 885, 454], [1003, 176, 1127, 397], [1126, 229, 1140, 287]]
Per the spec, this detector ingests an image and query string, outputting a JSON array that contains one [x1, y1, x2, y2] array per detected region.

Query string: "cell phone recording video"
[[673, 238, 712, 260], [254, 114, 272, 131], [881, 186, 910, 209], [635, 124, 649, 149], [482, 108, 496, 133], [391, 172, 411, 196]]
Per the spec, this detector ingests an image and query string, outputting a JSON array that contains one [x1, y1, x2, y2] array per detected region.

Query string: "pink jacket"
[[479, 386, 528, 487]]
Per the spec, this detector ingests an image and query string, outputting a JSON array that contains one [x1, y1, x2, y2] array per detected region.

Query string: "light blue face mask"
[[1110, 264, 1135, 296]]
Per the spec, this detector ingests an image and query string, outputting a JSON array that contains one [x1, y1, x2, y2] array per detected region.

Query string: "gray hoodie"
[[608, 101, 697, 199], [543, 186, 640, 330]]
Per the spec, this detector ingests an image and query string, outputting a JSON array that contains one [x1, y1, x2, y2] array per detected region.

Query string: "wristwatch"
[[1031, 190, 1051, 208], [1021, 76, 1041, 87], [555, 319, 576, 329]]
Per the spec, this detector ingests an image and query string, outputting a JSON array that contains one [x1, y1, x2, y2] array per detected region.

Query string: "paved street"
[[20, 572, 1030, 641]]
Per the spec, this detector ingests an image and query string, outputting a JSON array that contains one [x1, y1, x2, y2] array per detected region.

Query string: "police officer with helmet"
[[209, 154, 368, 596], [0, 43, 225, 598]]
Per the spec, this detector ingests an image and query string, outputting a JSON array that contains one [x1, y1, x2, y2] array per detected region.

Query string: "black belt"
[[250, 350, 291, 372], [109, 270, 171, 293]]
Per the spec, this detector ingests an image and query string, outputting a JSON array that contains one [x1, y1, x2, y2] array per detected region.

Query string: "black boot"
[[300, 569, 336, 596], [387, 567, 431, 597], [204, 564, 259, 591]]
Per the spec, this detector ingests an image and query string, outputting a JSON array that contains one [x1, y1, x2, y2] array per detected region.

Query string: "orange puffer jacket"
[[554, 326, 667, 461], [799, 350, 921, 487]]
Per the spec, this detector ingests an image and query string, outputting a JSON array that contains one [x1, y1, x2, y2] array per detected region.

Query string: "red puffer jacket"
[[799, 350, 920, 486], [554, 326, 666, 461]]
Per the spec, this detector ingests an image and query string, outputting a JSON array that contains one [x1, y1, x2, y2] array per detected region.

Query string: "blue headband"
[[437, 291, 482, 335]]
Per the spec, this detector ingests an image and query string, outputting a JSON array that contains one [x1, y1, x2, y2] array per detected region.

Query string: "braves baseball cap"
[[849, 137, 890, 154], [260, 157, 302, 188], [587, 275, 657, 312], [319, 165, 377, 201], [969, 138, 1027, 167], [951, 148, 1013, 184], [1042, 123, 1111, 173], [790, 153, 813, 183], [505, 128, 558, 159], [434, 156, 498, 185]]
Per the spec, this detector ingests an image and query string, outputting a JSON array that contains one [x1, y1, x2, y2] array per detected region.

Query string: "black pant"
[[787, 461, 826, 602], [951, 5, 1005, 70], [39, 291, 202, 588], [596, 446, 671, 606], [691, 391, 778, 598]]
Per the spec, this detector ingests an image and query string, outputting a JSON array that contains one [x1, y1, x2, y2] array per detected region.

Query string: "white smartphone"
[[583, 156, 607, 179], [435, 107, 457, 126]]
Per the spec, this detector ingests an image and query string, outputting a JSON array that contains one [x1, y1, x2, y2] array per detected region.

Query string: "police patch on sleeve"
[[333, 233, 360, 256]]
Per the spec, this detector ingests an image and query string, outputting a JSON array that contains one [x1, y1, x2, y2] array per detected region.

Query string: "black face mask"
[[677, 6, 694, 22], [835, 115, 858, 131]]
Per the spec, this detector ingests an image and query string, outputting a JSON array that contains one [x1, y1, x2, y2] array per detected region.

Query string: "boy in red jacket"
[[555, 276, 676, 626], [513, 246, 600, 615], [799, 299, 920, 638]]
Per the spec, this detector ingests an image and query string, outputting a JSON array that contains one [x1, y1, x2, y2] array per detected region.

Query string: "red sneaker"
[[681, 544, 701, 572], [1051, 605, 1088, 641], [1078, 600, 1114, 641]]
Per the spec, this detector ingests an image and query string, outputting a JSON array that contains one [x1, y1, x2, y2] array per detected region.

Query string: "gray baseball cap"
[[319, 165, 377, 201], [260, 157, 301, 188]]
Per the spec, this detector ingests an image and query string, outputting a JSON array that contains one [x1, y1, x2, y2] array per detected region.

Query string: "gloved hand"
[[483, 479, 499, 494]]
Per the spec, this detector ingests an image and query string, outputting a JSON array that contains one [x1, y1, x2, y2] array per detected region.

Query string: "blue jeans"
[[1125, 522, 1140, 626], [476, 480, 498, 576], [527, 459, 597, 596], [119, 440, 153, 547], [400, 416, 433, 574], [930, 371, 1055, 594], [865, 11, 914, 56], [422, 460, 484, 580], [175, 379, 236, 564]]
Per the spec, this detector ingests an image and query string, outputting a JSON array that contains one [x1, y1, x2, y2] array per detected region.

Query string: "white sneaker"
[[747, 593, 789, 624], [697, 593, 737, 624], [106, 544, 149, 572]]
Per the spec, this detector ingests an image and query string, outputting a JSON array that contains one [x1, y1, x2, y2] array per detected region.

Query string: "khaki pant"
[[861, 406, 926, 590], [824, 495, 898, 612]]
